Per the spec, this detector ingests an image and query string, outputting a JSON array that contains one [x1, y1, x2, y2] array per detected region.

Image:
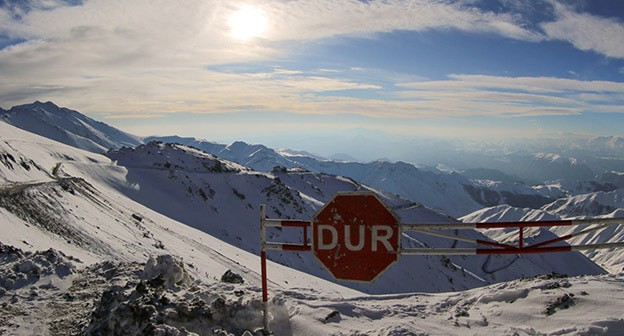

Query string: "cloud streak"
[[542, 2, 624, 59], [0, 0, 623, 125], [395, 74, 624, 117], [262, 0, 542, 42]]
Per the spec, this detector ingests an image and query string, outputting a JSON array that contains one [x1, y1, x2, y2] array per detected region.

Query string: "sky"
[[1, 0, 624, 158]]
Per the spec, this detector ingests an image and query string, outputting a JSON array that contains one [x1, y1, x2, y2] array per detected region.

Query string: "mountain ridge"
[[3, 101, 622, 219], [0, 101, 142, 153]]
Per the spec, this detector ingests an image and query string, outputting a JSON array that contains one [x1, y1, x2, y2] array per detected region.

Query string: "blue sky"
[[1, 0, 624, 158]]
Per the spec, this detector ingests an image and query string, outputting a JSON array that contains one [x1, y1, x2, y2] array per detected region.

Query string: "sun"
[[227, 5, 268, 41]]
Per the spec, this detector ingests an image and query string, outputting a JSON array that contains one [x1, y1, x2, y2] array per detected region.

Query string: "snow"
[[0, 101, 142, 153], [0, 120, 610, 292], [3, 241, 624, 335], [461, 195, 624, 273], [542, 189, 624, 217], [280, 273, 624, 336], [2, 109, 624, 334]]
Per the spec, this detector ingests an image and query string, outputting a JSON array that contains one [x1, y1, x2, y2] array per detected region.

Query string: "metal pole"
[[260, 205, 271, 334]]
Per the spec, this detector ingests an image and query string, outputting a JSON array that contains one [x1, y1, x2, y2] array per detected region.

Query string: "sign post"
[[259, 192, 624, 333], [259, 205, 270, 334]]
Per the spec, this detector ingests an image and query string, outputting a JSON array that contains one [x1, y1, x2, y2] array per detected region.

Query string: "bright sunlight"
[[227, 5, 268, 41]]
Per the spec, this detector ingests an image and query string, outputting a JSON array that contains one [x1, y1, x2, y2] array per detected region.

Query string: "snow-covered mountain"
[[0, 101, 142, 153], [148, 136, 553, 217], [5, 101, 614, 219], [100, 140, 609, 294], [587, 136, 624, 157], [487, 152, 596, 184], [460, 187, 624, 274], [542, 189, 624, 218], [154, 132, 624, 187], [144, 136, 298, 172], [1, 121, 606, 295], [531, 179, 618, 199], [146, 134, 619, 218], [460, 205, 558, 224], [2, 112, 624, 334], [541, 189, 624, 273], [0, 121, 361, 335]]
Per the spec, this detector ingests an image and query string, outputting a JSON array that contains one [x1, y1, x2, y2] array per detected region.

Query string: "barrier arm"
[[401, 217, 624, 255], [259, 203, 624, 332]]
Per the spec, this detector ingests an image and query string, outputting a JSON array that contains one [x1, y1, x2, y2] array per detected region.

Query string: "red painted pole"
[[261, 250, 268, 302], [259, 205, 271, 334]]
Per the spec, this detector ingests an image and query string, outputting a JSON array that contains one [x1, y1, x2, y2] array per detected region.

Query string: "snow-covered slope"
[[145, 136, 296, 172], [531, 179, 618, 199], [542, 189, 624, 218], [96, 141, 493, 294], [0, 119, 110, 183], [461, 193, 624, 273], [0, 101, 141, 153], [2, 121, 605, 294], [294, 159, 487, 217], [148, 136, 611, 218], [460, 204, 558, 224], [0, 121, 343, 290], [148, 137, 498, 217], [541, 190, 624, 273], [1, 115, 623, 335], [282, 273, 624, 336], [98, 141, 607, 291], [5, 100, 601, 219], [3, 242, 623, 335]]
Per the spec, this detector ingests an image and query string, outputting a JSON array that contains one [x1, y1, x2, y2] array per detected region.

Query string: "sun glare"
[[227, 5, 267, 41]]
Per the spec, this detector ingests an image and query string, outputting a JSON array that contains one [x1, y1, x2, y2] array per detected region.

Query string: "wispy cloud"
[[1, 0, 623, 120], [542, 2, 624, 59], [399, 74, 624, 93], [262, 0, 542, 42], [396, 74, 624, 117]]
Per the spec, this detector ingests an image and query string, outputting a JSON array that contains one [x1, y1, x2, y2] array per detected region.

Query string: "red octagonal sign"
[[312, 192, 400, 282]]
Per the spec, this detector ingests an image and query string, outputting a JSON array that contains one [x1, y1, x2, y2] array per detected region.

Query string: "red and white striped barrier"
[[258, 200, 624, 334]]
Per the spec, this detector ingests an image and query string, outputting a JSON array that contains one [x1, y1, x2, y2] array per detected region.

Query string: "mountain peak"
[[1, 101, 142, 153], [107, 141, 248, 174], [31, 100, 60, 108], [8, 100, 64, 114]]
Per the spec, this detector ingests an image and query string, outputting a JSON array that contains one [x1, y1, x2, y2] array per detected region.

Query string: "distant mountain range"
[[3, 119, 609, 295], [2, 101, 620, 292], [2, 101, 620, 218]]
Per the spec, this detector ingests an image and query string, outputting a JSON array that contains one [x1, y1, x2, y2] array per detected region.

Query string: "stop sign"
[[312, 192, 400, 282]]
